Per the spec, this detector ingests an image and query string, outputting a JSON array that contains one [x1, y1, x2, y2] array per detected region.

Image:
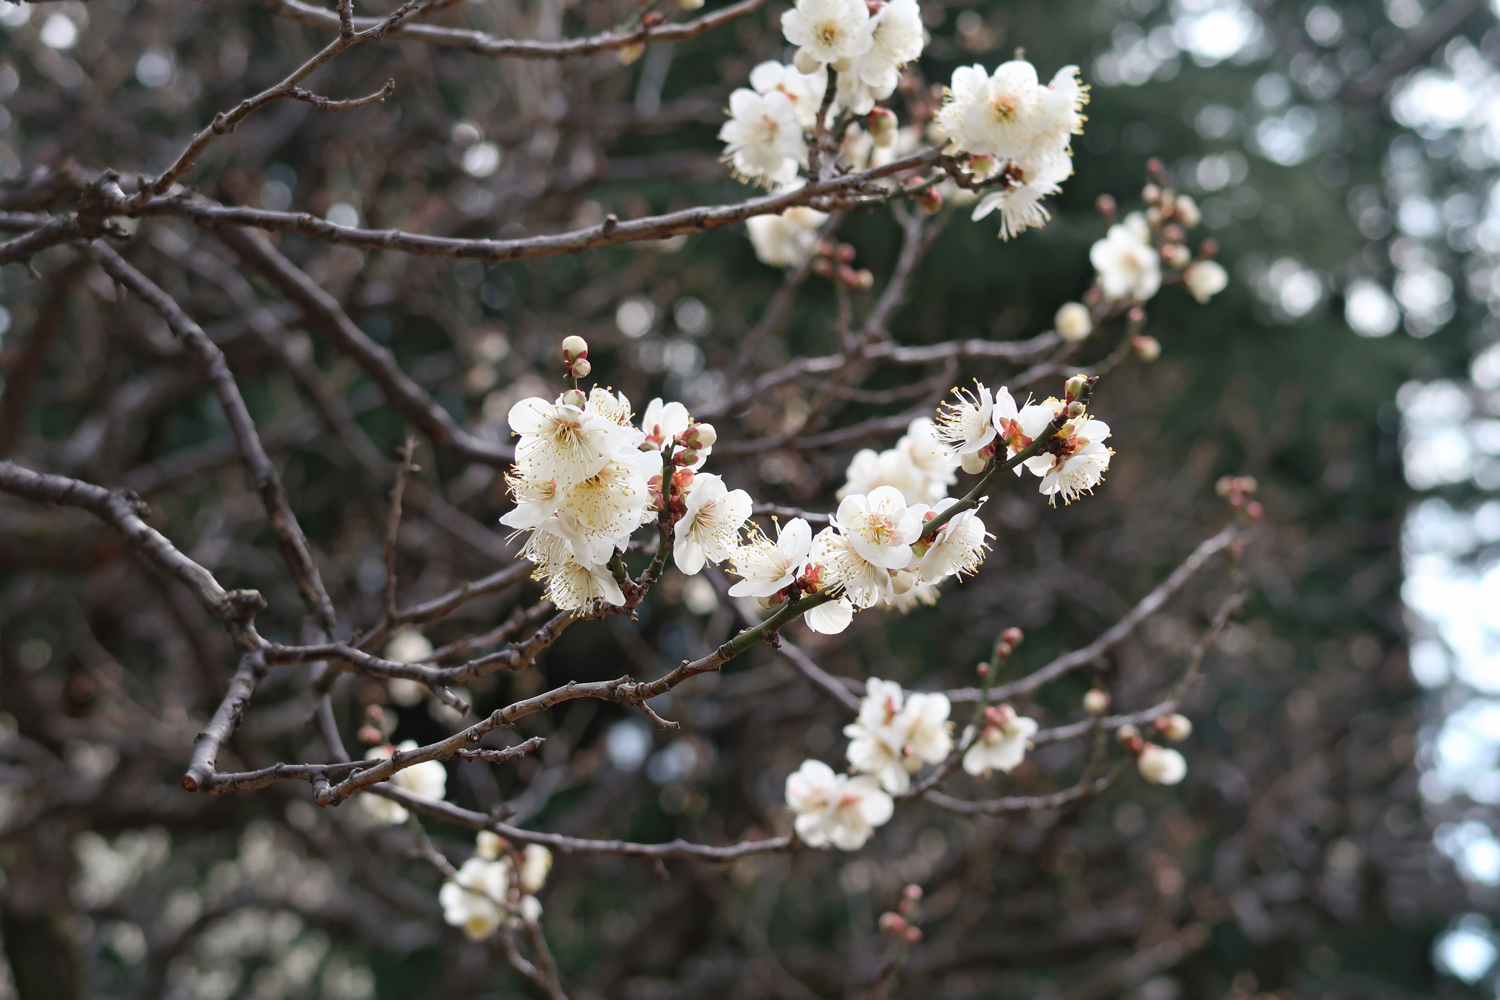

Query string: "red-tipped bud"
[[559, 388, 587, 409], [1199, 238, 1219, 259], [976, 662, 991, 679], [1246, 500, 1264, 520], [641, 9, 665, 24], [905, 926, 923, 944], [1001, 627, 1024, 648], [812, 258, 834, 278], [879, 912, 907, 935], [1117, 724, 1144, 755], [1064, 374, 1090, 402], [1095, 193, 1116, 219], [869, 107, 898, 147], [358, 725, 385, 745], [1132, 334, 1161, 363], [836, 243, 857, 264], [1156, 713, 1192, 742], [1142, 183, 1162, 205], [1162, 243, 1191, 269], [903, 884, 923, 900]]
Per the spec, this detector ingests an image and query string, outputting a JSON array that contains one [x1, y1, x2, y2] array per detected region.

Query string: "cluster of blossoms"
[[439, 832, 554, 940], [719, 0, 926, 188], [1086, 182, 1228, 309], [784, 678, 950, 849], [782, 679, 1048, 850], [934, 60, 1089, 240], [933, 377, 1112, 506], [500, 339, 733, 610]]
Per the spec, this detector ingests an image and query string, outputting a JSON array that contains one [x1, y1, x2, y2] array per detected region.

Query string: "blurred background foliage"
[[1, 0, 1499, 995]]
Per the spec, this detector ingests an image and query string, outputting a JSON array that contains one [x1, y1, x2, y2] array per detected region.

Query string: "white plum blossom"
[[934, 60, 1088, 240], [728, 517, 812, 598], [1183, 259, 1228, 303], [835, 0, 925, 115], [750, 60, 828, 129], [358, 741, 448, 825], [673, 473, 752, 575], [1021, 414, 1112, 505], [440, 856, 511, 941], [1090, 212, 1161, 301], [844, 678, 954, 793], [808, 526, 890, 608], [509, 396, 620, 489], [839, 446, 930, 505], [1138, 744, 1187, 785], [833, 486, 925, 570], [385, 629, 433, 665], [524, 528, 626, 609], [499, 469, 561, 531], [518, 844, 553, 894], [916, 500, 991, 583], [934, 381, 997, 473], [962, 707, 1037, 776], [784, 758, 893, 850], [896, 417, 958, 493], [938, 61, 1043, 159], [970, 152, 1072, 241], [747, 201, 828, 267], [719, 88, 806, 187], [781, 0, 871, 69]]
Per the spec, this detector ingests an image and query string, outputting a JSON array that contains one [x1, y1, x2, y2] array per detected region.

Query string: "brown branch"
[[289, 78, 396, 109], [382, 439, 419, 624], [374, 784, 795, 860], [197, 736, 545, 792], [131, 146, 944, 263], [0, 217, 82, 265], [218, 226, 517, 467], [949, 525, 1240, 704], [0, 459, 264, 633], [182, 650, 270, 791], [138, 0, 428, 199], [81, 240, 338, 635], [260, 0, 772, 59]]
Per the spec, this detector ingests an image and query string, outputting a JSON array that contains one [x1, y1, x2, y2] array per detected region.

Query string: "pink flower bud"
[[879, 912, 907, 934], [1001, 627, 1023, 648], [869, 107, 897, 147], [569, 357, 592, 378], [1132, 335, 1161, 363], [904, 926, 923, 944]]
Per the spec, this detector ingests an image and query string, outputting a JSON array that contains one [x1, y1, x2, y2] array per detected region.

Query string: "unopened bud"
[[1001, 627, 1023, 648], [969, 154, 999, 180], [1175, 194, 1201, 229], [569, 357, 592, 378], [672, 448, 700, 467], [1156, 713, 1192, 742], [1215, 476, 1236, 498], [675, 0, 705, 8], [905, 926, 923, 944], [976, 662, 991, 679], [903, 883, 923, 900], [993, 642, 1012, 660], [1163, 223, 1187, 244], [836, 243, 857, 264], [1064, 374, 1089, 402], [1236, 476, 1257, 494], [618, 42, 645, 64], [1066, 400, 1086, 418], [848, 267, 875, 290], [869, 108, 897, 147], [1083, 689, 1110, 715], [358, 724, 384, 745], [1132, 334, 1161, 363], [1146, 205, 1163, 226], [364, 704, 386, 726], [1117, 724, 1142, 753], [1246, 500, 1264, 520], [916, 185, 943, 215], [879, 912, 908, 935], [1095, 193, 1117, 219], [811, 258, 834, 278], [641, 9, 665, 24], [1055, 302, 1093, 342], [1162, 243, 1191, 269], [561, 335, 589, 362], [1199, 238, 1219, 259], [689, 422, 716, 448], [1142, 183, 1162, 205], [559, 388, 587, 408], [1138, 744, 1187, 785]]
